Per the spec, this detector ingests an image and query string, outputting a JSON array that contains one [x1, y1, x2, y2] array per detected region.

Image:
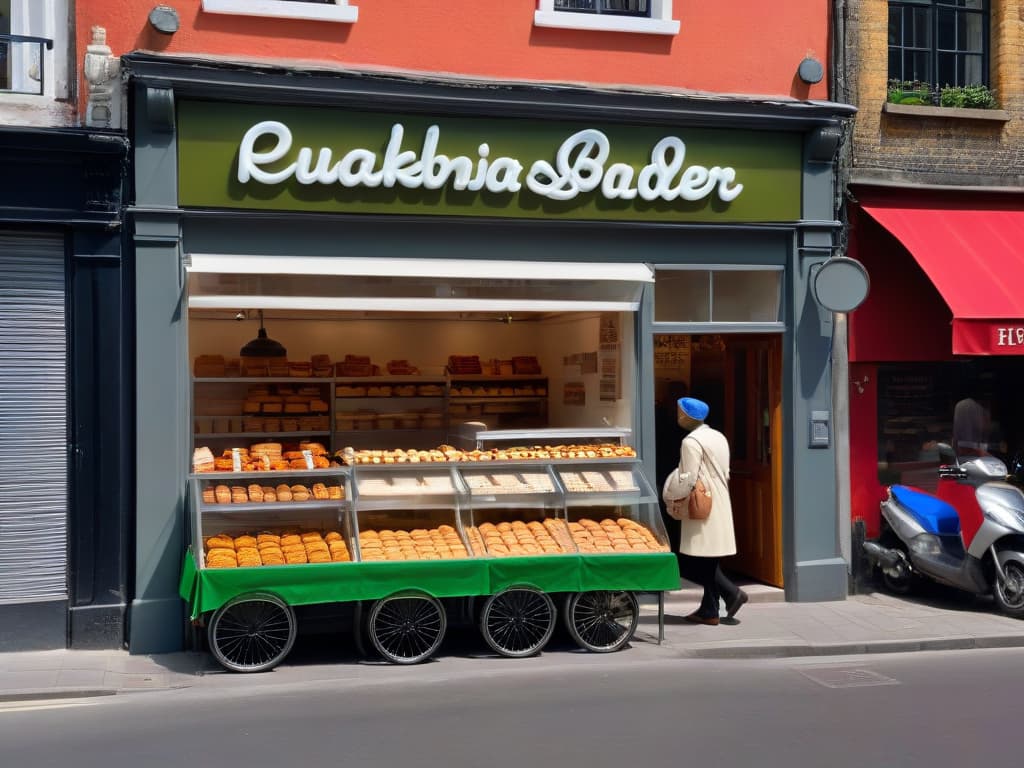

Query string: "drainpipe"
[[833, 312, 852, 581]]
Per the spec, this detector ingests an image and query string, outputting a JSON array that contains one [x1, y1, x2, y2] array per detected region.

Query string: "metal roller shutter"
[[0, 232, 67, 603]]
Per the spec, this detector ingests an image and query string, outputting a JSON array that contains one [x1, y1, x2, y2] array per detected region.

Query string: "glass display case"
[[455, 464, 575, 557], [553, 461, 669, 554], [188, 468, 353, 569], [453, 425, 632, 452], [350, 465, 473, 561]]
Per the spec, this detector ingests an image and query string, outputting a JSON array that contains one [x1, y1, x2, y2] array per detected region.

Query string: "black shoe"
[[726, 590, 749, 619], [684, 612, 720, 626]]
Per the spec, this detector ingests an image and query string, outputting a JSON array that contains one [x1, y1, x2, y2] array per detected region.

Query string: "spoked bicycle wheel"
[[207, 592, 297, 673], [368, 592, 447, 664], [565, 590, 639, 653], [480, 587, 556, 658]]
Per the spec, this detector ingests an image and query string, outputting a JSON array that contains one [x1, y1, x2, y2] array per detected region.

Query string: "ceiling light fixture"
[[240, 309, 287, 358]]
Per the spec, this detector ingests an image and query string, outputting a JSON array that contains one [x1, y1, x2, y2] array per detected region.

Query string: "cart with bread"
[[181, 435, 677, 672]]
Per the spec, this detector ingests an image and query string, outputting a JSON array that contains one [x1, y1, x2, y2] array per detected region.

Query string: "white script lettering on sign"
[[237, 121, 744, 204], [996, 327, 1024, 347]]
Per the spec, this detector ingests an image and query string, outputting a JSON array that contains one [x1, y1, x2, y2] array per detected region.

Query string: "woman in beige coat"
[[662, 397, 747, 624]]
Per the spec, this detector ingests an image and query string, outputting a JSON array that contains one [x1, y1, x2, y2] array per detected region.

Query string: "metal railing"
[[0, 34, 54, 96]]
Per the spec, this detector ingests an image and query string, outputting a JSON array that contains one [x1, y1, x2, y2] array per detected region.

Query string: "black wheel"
[[207, 593, 296, 673], [565, 590, 639, 653], [994, 561, 1024, 618], [882, 568, 914, 595], [480, 587, 556, 658], [368, 592, 447, 664], [877, 532, 914, 595]]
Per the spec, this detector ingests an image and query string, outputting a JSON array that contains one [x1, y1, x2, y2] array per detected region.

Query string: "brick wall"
[[846, 0, 1024, 187]]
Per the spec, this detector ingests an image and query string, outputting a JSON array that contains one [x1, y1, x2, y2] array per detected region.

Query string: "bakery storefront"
[[123, 53, 853, 655]]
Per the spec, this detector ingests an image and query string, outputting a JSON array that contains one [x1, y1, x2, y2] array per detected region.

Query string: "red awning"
[[859, 200, 1024, 355]]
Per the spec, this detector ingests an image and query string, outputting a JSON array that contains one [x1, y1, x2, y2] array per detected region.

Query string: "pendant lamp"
[[240, 309, 287, 358]]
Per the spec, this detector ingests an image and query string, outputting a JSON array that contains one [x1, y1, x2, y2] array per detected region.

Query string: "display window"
[[187, 257, 649, 458], [875, 359, 1024, 492]]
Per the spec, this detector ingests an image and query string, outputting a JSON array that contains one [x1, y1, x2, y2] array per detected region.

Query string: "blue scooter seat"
[[890, 485, 961, 536]]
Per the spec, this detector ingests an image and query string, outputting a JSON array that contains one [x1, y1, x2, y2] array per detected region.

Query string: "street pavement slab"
[[2, 582, 1023, 701]]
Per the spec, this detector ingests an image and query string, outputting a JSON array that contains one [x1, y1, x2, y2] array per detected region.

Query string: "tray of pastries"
[[461, 471, 555, 495], [201, 480, 344, 505], [356, 525, 469, 561], [567, 518, 667, 554], [557, 469, 640, 494], [334, 443, 636, 466], [194, 441, 333, 473], [203, 529, 352, 568], [465, 518, 575, 557], [447, 355, 482, 375]]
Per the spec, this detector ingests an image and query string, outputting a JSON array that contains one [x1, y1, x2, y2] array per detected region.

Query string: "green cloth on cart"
[[182, 549, 680, 619], [579, 553, 679, 592], [179, 549, 198, 603], [487, 555, 583, 594]]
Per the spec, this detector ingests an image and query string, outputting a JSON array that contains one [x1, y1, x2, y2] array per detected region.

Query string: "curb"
[[0, 688, 118, 703], [677, 633, 1024, 659]]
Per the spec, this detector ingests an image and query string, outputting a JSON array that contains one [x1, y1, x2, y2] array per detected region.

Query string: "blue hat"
[[677, 397, 709, 422]]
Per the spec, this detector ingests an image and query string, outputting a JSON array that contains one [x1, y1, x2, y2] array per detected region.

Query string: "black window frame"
[[553, 0, 652, 18], [888, 1, 990, 89]]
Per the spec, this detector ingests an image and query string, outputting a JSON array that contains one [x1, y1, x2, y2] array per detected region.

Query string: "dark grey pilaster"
[[783, 128, 848, 601], [128, 86, 188, 653]]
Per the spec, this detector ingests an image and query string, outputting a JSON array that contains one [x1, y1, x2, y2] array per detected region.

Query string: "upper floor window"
[[888, 1, 989, 88], [0, 0, 67, 98], [554, 0, 650, 17], [201, 0, 358, 23], [535, 0, 679, 35]]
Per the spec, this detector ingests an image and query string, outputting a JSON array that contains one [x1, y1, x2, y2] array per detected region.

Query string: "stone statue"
[[84, 26, 121, 129]]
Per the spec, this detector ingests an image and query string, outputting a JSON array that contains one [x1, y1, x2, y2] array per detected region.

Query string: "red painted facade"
[[76, 1, 829, 114]]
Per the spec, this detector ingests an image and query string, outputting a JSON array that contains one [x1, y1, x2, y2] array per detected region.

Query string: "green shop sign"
[[177, 100, 801, 222]]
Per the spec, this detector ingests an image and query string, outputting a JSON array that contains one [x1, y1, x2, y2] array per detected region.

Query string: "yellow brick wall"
[[849, 0, 1024, 186]]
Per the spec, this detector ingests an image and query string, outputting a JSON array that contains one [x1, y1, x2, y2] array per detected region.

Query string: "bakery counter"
[[180, 459, 676, 619], [189, 468, 353, 569]]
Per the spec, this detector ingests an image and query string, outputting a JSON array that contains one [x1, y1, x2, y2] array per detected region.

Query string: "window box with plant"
[[884, 80, 1007, 121], [884, 1, 1007, 120]]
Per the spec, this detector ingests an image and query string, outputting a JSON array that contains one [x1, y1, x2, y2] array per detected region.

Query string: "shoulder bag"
[[686, 439, 714, 520], [686, 436, 729, 521]]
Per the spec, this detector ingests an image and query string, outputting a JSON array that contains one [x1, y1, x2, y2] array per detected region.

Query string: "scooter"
[[863, 443, 1024, 618]]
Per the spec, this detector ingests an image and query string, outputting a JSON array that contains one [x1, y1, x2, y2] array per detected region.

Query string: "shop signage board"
[[177, 101, 802, 222], [954, 321, 1024, 356]]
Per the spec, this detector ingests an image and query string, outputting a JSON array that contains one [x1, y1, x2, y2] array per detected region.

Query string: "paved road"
[[2, 646, 1018, 768]]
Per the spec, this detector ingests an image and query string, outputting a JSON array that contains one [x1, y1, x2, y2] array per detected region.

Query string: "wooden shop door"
[[722, 336, 783, 587]]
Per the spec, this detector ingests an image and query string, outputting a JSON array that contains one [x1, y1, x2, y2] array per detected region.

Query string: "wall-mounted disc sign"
[[813, 257, 870, 312]]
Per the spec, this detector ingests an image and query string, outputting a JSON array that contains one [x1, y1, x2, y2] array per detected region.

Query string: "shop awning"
[[186, 255, 653, 313], [859, 202, 1024, 355]]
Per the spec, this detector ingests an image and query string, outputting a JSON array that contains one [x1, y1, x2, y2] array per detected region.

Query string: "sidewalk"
[[642, 582, 1024, 658], [3, 584, 1024, 701]]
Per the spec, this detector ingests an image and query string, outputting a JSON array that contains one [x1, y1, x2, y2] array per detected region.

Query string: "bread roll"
[[205, 535, 234, 551]]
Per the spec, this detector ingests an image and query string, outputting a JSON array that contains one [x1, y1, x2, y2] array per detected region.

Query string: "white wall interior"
[[189, 311, 635, 434]]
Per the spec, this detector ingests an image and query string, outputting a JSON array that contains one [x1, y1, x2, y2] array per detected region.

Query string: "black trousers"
[[679, 554, 741, 618]]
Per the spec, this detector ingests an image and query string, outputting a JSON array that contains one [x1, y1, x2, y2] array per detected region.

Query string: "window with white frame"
[[201, 0, 358, 24], [535, 0, 679, 35], [0, 0, 69, 98]]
